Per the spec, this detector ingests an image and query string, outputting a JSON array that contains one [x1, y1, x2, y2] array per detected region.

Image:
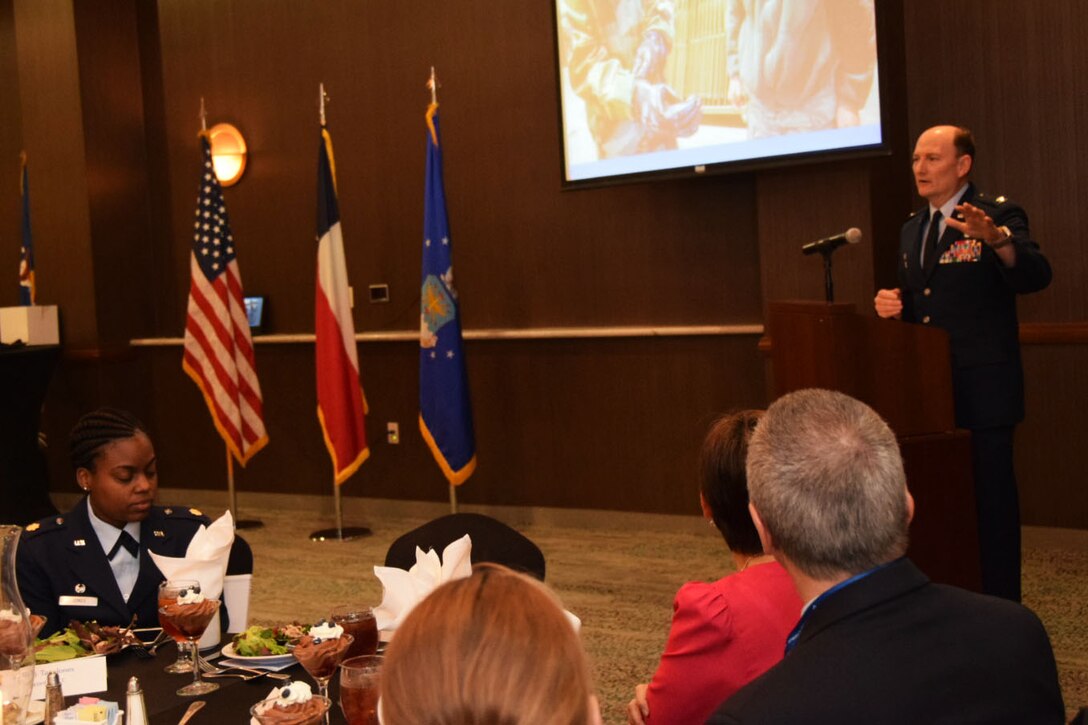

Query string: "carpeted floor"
[[161, 491, 1087, 723]]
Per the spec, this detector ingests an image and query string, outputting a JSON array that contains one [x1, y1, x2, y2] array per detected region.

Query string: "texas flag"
[[315, 127, 369, 484]]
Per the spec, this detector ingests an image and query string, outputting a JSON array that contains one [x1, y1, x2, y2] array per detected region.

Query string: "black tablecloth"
[[93, 646, 348, 724]]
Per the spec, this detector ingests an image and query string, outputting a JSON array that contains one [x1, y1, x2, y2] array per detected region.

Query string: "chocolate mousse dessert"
[[158, 587, 218, 638], [250, 681, 330, 725], [0, 607, 31, 659], [292, 619, 353, 680]]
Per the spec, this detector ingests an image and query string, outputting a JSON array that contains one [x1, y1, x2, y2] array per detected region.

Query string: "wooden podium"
[[763, 301, 982, 592]]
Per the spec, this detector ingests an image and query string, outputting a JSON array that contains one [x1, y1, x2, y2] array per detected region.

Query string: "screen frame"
[[551, 0, 895, 190], [243, 295, 265, 334]]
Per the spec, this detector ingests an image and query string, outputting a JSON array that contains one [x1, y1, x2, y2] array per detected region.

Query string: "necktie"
[[108, 530, 139, 560], [923, 210, 942, 266]]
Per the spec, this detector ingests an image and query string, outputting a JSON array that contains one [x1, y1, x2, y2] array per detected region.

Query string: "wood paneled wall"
[[3, 0, 1084, 526]]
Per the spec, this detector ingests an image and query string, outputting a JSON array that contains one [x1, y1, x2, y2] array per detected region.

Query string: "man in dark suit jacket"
[[874, 125, 1051, 602], [709, 389, 1064, 723], [18, 501, 211, 636]]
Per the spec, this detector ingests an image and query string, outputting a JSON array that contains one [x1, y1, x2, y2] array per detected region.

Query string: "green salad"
[[34, 627, 90, 663], [34, 619, 140, 662], [231, 623, 308, 657]]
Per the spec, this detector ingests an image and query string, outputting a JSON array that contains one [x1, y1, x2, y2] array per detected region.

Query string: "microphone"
[[801, 227, 863, 256]]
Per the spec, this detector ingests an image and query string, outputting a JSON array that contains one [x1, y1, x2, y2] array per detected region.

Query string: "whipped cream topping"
[[308, 619, 344, 641], [0, 607, 23, 623], [270, 680, 313, 706], [176, 588, 206, 605]]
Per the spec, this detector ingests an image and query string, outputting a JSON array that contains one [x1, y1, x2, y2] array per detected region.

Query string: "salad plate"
[[220, 642, 296, 666]]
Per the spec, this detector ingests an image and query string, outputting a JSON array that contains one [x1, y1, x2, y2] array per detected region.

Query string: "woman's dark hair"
[[69, 407, 147, 472], [699, 410, 763, 555]]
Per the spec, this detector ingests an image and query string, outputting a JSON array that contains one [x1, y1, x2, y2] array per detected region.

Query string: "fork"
[[197, 656, 290, 680], [128, 630, 171, 659]]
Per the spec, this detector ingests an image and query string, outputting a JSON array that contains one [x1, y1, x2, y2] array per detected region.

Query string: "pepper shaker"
[[43, 671, 65, 725]]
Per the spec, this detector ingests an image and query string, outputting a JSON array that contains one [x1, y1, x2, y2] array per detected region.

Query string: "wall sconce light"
[[208, 122, 247, 186]]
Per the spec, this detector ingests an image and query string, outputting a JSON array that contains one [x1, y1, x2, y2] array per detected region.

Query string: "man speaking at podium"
[[873, 125, 1051, 602]]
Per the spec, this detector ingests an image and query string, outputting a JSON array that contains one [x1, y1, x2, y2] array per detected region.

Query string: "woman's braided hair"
[[69, 407, 146, 472]]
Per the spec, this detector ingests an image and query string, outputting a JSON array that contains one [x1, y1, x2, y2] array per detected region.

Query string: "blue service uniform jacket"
[[17, 500, 210, 637], [896, 184, 1051, 429]]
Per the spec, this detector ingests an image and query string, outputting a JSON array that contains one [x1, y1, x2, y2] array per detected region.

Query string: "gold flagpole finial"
[[319, 83, 328, 127], [427, 66, 438, 105], [199, 97, 207, 132]]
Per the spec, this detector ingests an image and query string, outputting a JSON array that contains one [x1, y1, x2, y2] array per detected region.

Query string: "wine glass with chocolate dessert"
[[292, 619, 353, 724], [157, 579, 195, 674], [157, 579, 220, 696], [250, 680, 331, 725]]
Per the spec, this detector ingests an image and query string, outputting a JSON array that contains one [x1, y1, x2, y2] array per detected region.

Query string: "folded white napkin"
[[372, 534, 581, 635], [149, 509, 234, 647], [373, 534, 473, 633]]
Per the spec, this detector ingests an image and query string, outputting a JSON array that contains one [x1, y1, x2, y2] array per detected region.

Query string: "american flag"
[[182, 134, 268, 465]]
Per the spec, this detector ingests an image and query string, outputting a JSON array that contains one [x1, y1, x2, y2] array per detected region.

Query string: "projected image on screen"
[[555, 0, 882, 183]]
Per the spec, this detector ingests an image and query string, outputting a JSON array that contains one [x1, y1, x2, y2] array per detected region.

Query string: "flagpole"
[[308, 81, 372, 543], [429, 68, 462, 516], [226, 444, 264, 530]]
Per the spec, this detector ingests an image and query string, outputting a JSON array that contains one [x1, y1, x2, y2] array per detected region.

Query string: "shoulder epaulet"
[[22, 515, 68, 538], [973, 192, 1010, 207], [159, 506, 210, 523]]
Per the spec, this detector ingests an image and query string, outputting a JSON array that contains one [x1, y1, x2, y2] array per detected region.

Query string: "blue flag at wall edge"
[[18, 153, 35, 305], [419, 103, 476, 486]]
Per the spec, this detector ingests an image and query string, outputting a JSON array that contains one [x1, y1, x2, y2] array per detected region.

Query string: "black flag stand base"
[[310, 483, 372, 542], [309, 526, 371, 542]]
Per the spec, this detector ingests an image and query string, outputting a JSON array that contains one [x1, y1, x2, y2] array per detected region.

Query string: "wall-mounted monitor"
[[244, 295, 265, 333], [553, 0, 887, 186]]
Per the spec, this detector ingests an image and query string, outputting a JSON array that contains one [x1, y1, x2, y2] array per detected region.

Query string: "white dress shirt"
[[86, 499, 142, 602]]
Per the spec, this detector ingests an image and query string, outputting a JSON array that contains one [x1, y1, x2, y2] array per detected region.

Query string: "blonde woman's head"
[[380, 563, 600, 725]]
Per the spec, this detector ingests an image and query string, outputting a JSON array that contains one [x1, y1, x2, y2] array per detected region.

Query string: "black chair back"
[[384, 513, 545, 581]]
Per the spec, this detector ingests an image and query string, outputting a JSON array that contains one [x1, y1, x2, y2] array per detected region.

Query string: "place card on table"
[[31, 654, 107, 700]]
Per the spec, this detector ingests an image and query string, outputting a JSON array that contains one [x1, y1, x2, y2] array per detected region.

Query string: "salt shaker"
[[125, 676, 148, 725], [43, 671, 65, 724]]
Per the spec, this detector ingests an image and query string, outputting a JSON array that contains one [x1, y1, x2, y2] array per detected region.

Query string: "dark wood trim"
[[62, 344, 137, 363], [761, 321, 1088, 353], [1019, 322, 1088, 345]]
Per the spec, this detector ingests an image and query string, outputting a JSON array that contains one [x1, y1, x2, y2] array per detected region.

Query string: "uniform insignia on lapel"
[[164, 508, 173, 515], [996, 195, 1007, 204], [25, 523, 40, 532], [189, 508, 202, 516], [153, 530, 165, 537], [74, 539, 86, 547], [75, 583, 86, 594]]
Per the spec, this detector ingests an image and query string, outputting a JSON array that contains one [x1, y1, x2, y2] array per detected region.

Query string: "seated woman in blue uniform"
[[17, 407, 229, 637]]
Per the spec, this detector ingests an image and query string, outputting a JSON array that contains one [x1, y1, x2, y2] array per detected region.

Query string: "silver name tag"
[[58, 595, 98, 607]]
